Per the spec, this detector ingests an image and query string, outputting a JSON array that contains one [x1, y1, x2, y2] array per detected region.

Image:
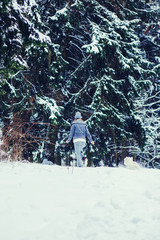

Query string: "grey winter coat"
[[67, 119, 93, 143]]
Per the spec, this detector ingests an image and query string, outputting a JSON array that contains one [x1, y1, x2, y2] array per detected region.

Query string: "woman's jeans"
[[74, 141, 86, 167]]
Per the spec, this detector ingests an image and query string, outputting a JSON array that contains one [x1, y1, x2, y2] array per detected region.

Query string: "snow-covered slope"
[[0, 162, 160, 240]]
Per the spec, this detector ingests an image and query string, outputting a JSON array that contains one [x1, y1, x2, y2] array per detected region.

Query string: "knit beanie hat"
[[74, 111, 82, 119]]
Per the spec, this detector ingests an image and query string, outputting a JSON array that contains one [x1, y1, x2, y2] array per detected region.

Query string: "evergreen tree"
[[132, 0, 160, 168], [0, 0, 63, 162], [50, 0, 152, 165], [0, 0, 159, 166]]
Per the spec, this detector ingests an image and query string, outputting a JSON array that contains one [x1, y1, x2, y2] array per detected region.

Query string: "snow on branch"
[[36, 96, 61, 122], [49, 4, 69, 21], [12, 0, 51, 44], [70, 54, 91, 77]]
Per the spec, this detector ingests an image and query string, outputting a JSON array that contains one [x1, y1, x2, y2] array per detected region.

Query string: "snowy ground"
[[0, 162, 160, 240]]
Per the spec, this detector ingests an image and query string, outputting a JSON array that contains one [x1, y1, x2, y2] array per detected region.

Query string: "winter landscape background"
[[0, 0, 160, 166], [0, 1, 160, 240]]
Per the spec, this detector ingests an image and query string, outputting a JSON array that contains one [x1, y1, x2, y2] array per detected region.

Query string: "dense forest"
[[0, 0, 160, 167]]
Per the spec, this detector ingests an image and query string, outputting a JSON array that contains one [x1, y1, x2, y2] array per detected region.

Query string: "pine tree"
[[0, 0, 64, 162], [50, 0, 152, 165], [132, 0, 160, 168], [0, 0, 159, 166]]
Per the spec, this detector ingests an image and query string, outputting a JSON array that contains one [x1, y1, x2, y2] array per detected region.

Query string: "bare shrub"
[[2, 113, 56, 162]]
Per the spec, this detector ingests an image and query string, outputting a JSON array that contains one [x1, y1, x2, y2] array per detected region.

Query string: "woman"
[[66, 112, 94, 167]]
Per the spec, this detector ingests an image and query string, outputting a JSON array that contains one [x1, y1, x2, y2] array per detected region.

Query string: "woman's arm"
[[85, 125, 94, 145]]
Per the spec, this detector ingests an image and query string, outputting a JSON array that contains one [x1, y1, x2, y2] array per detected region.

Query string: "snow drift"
[[0, 162, 160, 240]]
